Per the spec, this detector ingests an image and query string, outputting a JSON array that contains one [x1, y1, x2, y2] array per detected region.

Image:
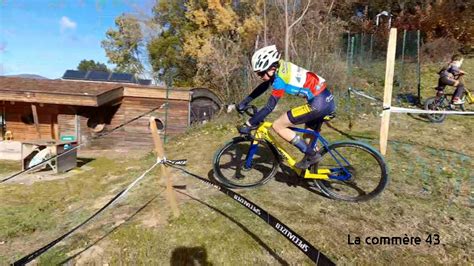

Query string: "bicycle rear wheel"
[[313, 141, 388, 202], [424, 96, 449, 123], [213, 136, 279, 188]]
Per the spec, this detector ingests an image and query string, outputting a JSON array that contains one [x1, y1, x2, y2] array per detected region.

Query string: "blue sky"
[[0, 0, 154, 78]]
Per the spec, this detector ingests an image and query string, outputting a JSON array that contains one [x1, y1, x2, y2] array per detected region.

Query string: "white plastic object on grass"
[[28, 147, 52, 169]]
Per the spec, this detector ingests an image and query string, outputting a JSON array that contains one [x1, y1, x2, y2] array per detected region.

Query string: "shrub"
[[420, 38, 462, 63]]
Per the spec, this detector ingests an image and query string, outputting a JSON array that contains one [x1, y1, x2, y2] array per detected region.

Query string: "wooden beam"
[[125, 87, 191, 101], [0, 91, 100, 106], [380, 28, 397, 155], [96, 88, 124, 106], [31, 104, 41, 139], [149, 116, 180, 218]]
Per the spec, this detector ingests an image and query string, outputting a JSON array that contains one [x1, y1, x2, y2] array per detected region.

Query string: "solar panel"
[[110, 72, 135, 83], [86, 71, 110, 81], [62, 70, 87, 80], [138, 79, 152, 86], [61, 70, 150, 85]]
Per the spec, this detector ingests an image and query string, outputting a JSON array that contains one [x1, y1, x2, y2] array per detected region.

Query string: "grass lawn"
[[0, 160, 21, 178]]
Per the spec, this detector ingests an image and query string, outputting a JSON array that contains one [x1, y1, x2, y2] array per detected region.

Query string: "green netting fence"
[[344, 30, 422, 106]]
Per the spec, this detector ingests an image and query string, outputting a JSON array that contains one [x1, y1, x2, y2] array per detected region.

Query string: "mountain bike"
[[213, 106, 389, 202], [424, 74, 473, 123]]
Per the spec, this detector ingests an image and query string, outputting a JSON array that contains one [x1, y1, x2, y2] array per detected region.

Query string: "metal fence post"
[[360, 33, 364, 65], [348, 36, 355, 130], [417, 30, 421, 105], [399, 29, 407, 92], [369, 34, 374, 62], [346, 32, 351, 69]]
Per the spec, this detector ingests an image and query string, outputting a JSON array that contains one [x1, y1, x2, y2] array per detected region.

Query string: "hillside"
[[0, 60, 473, 265], [2, 74, 49, 79]]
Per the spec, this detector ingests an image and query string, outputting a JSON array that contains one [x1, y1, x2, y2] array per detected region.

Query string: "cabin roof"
[[0, 77, 191, 106]]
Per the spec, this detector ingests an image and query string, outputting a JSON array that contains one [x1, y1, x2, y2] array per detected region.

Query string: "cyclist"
[[237, 45, 336, 169], [437, 54, 466, 105]]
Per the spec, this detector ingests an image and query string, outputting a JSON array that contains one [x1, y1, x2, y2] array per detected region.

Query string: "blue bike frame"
[[245, 127, 352, 181]]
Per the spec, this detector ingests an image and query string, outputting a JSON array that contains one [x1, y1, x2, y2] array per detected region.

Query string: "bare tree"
[[264, 0, 267, 46], [282, 0, 311, 61]]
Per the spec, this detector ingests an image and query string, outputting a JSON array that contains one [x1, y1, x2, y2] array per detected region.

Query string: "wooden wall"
[[2, 97, 190, 151], [3, 102, 58, 141], [89, 97, 189, 149], [0, 102, 5, 139], [58, 113, 78, 140]]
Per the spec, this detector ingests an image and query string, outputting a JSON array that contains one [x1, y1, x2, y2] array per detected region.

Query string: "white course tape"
[[389, 106, 474, 115], [349, 87, 381, 102], [116, 160, 161, 202]]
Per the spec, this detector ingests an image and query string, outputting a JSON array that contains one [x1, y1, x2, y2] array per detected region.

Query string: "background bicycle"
[[424, 74, 474, 123]]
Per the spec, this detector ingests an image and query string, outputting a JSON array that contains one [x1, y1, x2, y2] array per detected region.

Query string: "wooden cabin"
[[0, 76, 191, 151]]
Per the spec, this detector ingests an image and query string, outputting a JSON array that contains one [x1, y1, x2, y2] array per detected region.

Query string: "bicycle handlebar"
[[240, 105, 258, 117], [454, 72, 467, 79]]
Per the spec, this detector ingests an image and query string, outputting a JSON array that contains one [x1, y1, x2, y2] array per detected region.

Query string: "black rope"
[[165, 163, 335, 266], [58, 192, 164, 264], [12, 160, 161, 265], [94, 103, 166, 139], [1, 105, 164, 184], [12, 188, 126, 265]]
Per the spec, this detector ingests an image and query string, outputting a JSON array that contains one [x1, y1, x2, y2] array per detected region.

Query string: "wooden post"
[[380, 28, 397, 155], [150, 116, 180, 217], [51, 112, 59, 140], [31, 104, 41, 139]]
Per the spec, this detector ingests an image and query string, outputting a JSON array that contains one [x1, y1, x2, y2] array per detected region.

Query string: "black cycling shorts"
[[287, 89, 336, 131]]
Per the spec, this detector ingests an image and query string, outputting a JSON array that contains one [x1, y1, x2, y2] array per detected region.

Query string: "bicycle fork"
[[244, 140, 259, 169]]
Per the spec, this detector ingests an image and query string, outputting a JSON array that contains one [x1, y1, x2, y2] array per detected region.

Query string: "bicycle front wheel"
[[313, 141, 388, 202], [213, 136, 279, 188], [424, 96, 448, 123]]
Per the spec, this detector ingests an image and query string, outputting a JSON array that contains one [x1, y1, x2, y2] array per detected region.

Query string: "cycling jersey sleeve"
[[238, 80, 272, 107], [271, 75, 285, 95], [248, 94, 281, 126]]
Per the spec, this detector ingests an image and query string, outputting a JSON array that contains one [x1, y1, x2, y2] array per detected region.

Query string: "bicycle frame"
[[466, 90, 474, 104], [245, 122, 352, 181], [435, 91, 472, 106]]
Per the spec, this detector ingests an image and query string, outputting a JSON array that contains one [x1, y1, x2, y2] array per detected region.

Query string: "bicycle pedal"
[[317, 169, 331, 174], [304, 173, 330, 179], [303, 169, 330, 179]]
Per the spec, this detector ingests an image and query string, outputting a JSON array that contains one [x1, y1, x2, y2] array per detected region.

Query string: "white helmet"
[[251, 45, 281, 72]]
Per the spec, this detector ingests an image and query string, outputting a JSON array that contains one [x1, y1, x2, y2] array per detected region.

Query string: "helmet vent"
[[251, 45, 280, 72]]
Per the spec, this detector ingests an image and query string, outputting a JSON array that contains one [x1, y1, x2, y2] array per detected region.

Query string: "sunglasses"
[[257, 71, 267, 77]]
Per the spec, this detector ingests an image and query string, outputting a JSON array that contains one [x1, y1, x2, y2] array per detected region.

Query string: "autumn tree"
[[77, 59, 110, 72], [102, 14, 144, 74], [182, 0, 264, 101], [420, 0, 473, 46], [147, 0, 199, 86]]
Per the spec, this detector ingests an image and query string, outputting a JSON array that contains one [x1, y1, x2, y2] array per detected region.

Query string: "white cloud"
[[60, 16, 77, 32]]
